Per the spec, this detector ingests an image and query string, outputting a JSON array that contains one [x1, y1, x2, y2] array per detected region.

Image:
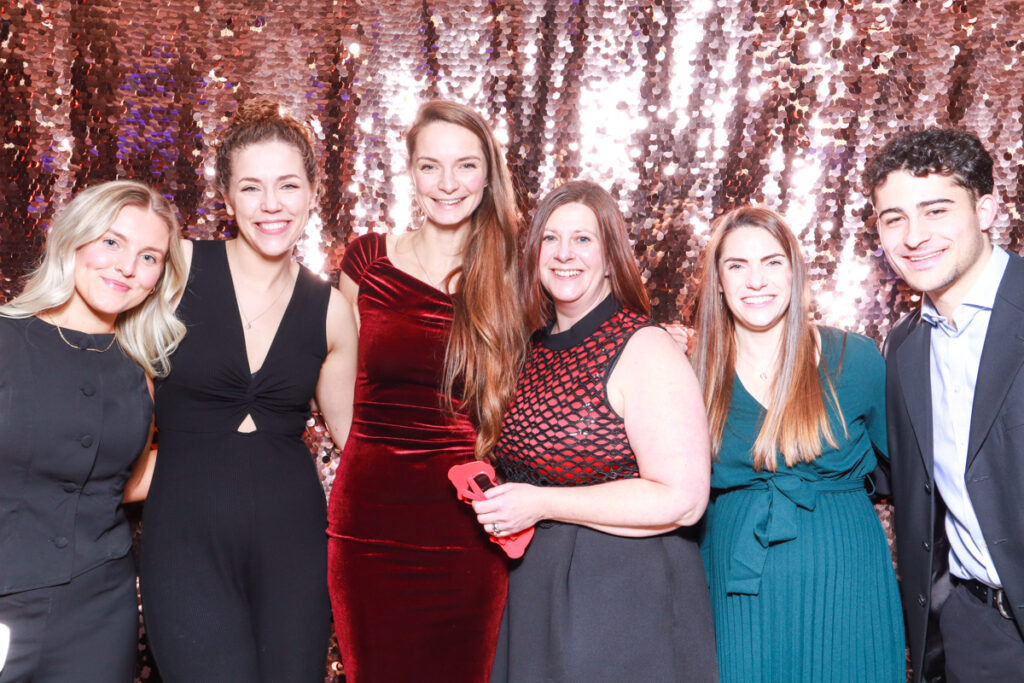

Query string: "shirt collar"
[[921, 246, 1008, 327]]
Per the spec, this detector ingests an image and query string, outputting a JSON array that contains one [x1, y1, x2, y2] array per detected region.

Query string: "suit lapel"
[[967, 257, 1024, 469], [897, 318, 935, 476]]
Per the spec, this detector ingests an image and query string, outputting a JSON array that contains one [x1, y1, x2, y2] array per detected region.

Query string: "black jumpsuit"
[[139, 240, 331, 682]]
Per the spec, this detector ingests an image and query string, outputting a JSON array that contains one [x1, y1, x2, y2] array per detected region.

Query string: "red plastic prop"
[[447, 461, 534, 559]]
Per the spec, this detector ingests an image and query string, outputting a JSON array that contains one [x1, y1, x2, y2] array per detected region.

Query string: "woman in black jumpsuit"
[[139, 98, 356, 682]]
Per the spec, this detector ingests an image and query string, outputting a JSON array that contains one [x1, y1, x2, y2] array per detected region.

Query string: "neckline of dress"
[[540, 294, 619, 351], [380, 232, 455, 300], [217, 240, 304, 376]]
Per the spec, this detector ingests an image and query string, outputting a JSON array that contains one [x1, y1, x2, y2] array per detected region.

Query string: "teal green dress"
[[701, 327, 905, 682]]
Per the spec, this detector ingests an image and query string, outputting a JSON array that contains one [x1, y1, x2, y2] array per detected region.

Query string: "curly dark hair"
[[863, 128, 994, 201]]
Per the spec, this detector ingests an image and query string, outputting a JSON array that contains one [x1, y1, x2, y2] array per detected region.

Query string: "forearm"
[[537, 477, 708, 537], [122, 445, 156, 503]]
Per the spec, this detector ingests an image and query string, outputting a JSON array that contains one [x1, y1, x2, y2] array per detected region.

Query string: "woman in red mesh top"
[[473, 180, 719, 681]]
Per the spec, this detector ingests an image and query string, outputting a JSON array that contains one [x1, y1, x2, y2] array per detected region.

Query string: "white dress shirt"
[[922, 246, 1009, 588]]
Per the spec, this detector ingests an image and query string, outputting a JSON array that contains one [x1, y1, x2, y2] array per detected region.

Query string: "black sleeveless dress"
[[139, 240, 331, 682], [490, 295, 719, 682]]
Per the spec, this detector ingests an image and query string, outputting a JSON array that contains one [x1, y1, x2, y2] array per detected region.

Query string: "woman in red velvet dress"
[[327, 100, 525, 682]]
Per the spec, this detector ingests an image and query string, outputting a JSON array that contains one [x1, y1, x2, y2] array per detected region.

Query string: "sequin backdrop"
[[2, 0, 1020, 679]]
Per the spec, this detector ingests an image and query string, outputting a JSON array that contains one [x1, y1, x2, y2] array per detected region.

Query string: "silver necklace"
[[49, 317, 117, 352], [239, 276, 291, 331]]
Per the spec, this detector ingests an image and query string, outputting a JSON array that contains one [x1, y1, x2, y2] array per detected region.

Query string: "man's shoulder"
[[881, 308, 923, 359]]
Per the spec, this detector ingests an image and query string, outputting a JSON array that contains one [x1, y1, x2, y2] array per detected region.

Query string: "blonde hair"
[[0, 180, 187, 377], [405, 100, 526, 459], [690, 206, 843, 471]]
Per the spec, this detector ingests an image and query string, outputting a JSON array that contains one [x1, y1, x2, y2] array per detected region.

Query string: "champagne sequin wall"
[[7, 0, 1024, 497], [1, 1, 1016, 679]]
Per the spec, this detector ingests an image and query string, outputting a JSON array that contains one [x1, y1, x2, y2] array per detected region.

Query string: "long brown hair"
[[690, 206, 842, 471], [405, 100, 526, 459], [522, 180, 649, 331]]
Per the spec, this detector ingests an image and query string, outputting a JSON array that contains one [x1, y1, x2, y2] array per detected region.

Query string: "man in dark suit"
[[866, 129, 1024, 682]]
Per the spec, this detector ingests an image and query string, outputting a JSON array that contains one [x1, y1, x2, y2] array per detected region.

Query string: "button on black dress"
[[139, 240, 331, 682], [0, 315, 149, 681]]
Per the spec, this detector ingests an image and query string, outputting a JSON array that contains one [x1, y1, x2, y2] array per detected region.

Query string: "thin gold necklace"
[[49, 317, 117, 353], [411, 234, 445, 290]]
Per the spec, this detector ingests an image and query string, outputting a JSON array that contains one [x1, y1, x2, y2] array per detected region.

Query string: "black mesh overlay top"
[[493, 295, 656, 487]]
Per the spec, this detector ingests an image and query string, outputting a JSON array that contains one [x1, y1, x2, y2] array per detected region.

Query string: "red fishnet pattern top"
[[493, 296, 654, 487]]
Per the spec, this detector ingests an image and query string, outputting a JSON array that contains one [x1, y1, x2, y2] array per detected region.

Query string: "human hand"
[[663, 323, 696, 356], [471, 482, 545, 537]]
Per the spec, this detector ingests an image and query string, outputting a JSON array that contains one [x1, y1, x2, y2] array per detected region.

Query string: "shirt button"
[[918, 594, 927, 607], [924, 482, 932, 494], [80, 383, 96, 397], [80, 435, 94, 448], [922, 541, 931, 552], [53, 537, 69, 548]]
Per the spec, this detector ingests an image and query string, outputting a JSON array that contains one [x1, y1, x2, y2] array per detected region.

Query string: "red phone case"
[[447, 461, 534, 559]]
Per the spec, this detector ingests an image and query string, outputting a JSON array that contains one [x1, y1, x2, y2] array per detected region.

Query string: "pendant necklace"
[[239, 275, 291, 331], [412, 234, 449, 291]]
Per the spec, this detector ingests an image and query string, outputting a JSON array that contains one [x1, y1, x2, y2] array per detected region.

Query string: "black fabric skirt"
[[491, 521, 719, 682]]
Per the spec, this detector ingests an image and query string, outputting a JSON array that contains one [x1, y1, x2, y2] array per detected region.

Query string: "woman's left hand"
[[471, 482, 545, 537]]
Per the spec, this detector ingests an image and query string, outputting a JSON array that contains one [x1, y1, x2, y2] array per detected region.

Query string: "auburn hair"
[[215, 98, 317, 195], [690, 206, 843, 471], [522, 180, 649, 330], [405, 100, 526, 460]]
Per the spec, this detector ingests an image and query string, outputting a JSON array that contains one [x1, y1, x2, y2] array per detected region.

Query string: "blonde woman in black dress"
[[0, 180, 186, 681]]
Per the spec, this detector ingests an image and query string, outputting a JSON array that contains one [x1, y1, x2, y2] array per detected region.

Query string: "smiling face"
[[538, 202, 612, 329], [67, 204, 170, 331], [874, 170, 994, 316], [717, 226, 793, 335], [225, 139, 314, 258], [410, 120, 488, 232]]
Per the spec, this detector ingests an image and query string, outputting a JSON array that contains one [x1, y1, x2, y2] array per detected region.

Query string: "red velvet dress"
[[327, 233, 507, 682]]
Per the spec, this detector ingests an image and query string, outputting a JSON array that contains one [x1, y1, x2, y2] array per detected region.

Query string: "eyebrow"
[[236, 173, 303, 183], [877, 197, 954, 219], [414, 154, 483, 163], [721, 252, 786, 263], [107, 229, 169, 255]]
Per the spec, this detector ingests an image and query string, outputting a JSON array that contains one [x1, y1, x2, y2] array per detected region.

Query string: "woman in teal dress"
[[690, 206, 905, 682]]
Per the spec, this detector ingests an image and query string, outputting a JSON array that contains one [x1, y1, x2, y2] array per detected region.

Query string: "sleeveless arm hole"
[[340, 233, 387, 287], [602, 321, 659, 420]]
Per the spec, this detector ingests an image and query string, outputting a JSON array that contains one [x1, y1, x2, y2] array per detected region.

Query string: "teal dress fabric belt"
[[720, 476, 867, 595]]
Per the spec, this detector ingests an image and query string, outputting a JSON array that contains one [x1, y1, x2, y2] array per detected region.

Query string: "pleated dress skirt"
[[491, 521, 719, 682], [702, 488, 905, 682]]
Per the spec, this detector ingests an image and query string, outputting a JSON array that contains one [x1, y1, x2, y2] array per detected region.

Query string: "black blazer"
[[884, 250, 1024, 682]]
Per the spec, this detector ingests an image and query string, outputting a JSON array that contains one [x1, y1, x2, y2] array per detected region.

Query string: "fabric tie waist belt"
[[718, 477, 866, 596]]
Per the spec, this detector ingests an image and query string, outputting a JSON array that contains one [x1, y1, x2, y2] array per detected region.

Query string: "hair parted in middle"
[[522, 180, 649, 332], [690, 205, 843, 471], [404, 99, 526, 460]]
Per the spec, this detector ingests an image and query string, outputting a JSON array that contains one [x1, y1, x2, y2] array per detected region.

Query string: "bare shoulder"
[[620, 325, 689, 368]]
